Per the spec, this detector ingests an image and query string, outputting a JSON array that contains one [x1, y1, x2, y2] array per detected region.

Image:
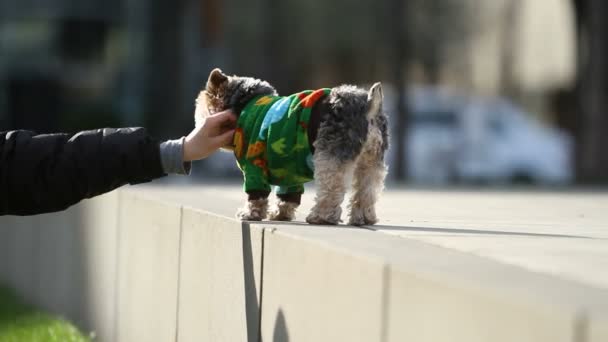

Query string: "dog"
[[195, 68, 388, 225]]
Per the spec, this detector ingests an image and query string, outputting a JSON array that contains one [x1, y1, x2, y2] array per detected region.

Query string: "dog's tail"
[[363, 82, 389, 155], [366, 82, 383, 120]]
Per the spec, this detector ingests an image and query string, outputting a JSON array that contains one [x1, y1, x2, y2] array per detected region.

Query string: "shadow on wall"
[[372, 225, 594, 239], [241, 223, 261, 342], [272, 309, 290, 342], [241, 222, 290, 342]]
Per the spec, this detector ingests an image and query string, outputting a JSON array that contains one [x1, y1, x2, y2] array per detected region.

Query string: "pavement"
[[139, 182, 608, 292]]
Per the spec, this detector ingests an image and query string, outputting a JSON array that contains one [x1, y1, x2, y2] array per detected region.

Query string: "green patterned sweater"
[[233, 88, 330, 194]]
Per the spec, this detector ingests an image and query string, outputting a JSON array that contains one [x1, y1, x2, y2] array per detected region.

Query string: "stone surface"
[[36, 206, 86, 326], [133, 184, 608, 292], [0, 215, 39, 300], [0, 193, 119, 342], [0, 218, 12, 283], [78, 192, 120, 342], [256, 218, 608, 342], [177, 208, 263, 342], [131, 184, 608, 342], [382, 240, 603, 342], [386, 270, 574, 342], [115, 191, 182, 342], [589, 314, 608, 342], [260, 225, 386, 342], [370, 189, 608, 290]]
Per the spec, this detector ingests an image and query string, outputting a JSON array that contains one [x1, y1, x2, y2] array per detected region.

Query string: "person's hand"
[[183, 110, 237, 161]]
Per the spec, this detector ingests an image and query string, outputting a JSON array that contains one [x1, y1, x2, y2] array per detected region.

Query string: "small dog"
[[195, 68, 388, 225]]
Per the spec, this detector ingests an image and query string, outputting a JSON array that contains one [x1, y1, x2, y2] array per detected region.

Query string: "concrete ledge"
[[0, 215, 39, 301], [35, 206, 85, 326], [177, 208, 263, 342], [256, 222, 608, 342], [1, 185, 607, 342], [77, 191, 120, 342], [260, 225, 387, 341], [0, 192, 118, 340], [115, 191, 182, 342]]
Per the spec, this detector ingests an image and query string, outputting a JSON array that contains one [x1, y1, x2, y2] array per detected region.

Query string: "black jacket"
[[0, 128, 166, 216]]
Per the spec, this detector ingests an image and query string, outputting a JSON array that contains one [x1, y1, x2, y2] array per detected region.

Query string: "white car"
[[456, 98, 573, 185], [386, 86, 573, 185]]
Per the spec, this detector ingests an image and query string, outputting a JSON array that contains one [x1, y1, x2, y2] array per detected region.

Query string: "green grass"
[[0, 286, 90, 342]]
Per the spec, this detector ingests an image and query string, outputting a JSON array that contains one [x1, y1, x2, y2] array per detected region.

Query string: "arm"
[[0, 111, 236, 216], [0, 128, 166, 215], [162, 109, 238, 174]]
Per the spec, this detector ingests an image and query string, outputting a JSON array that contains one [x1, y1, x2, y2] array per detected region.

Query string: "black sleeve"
[[0, 128, 167, 216]]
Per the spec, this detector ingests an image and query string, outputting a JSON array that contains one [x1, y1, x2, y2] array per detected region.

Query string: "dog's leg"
[[306, 153, 353, 225], [268, 186, 302, 221], [237, 190, 270, 221], [348, 135, 387, 226]]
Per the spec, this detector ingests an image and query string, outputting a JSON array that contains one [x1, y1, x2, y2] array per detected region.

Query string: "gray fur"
[[222, 77, 277, 115], [375, 114, 390, 155], [314, 85, 371, 163]]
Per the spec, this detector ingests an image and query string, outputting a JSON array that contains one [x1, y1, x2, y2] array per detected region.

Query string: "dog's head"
[[195, 68, 277, 127]]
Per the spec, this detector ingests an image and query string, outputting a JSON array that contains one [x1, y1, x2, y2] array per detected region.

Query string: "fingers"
[[212, 128, 235, 147], [207, 110, 237, 124]]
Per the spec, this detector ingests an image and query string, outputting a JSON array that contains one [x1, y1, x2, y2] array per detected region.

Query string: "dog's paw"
[[268, 202, 298, 221], [237, 209, 264, 221], [236, 199, 268, 221], [348, 215, 378, 226], [306, 212, 341, 225], [268, 210, 293, 221], [348, 208, 378, 226], [348, 210, 366, 226]]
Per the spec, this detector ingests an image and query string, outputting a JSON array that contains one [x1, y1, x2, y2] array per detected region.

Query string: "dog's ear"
[[194, 90, 210, 127], [206, 68, 229, 91]]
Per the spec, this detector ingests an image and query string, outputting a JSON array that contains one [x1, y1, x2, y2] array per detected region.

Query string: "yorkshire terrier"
[[195, 68, 388, 225]]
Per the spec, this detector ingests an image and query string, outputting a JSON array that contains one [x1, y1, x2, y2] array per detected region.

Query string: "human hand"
[[183, 110, 237, 161]]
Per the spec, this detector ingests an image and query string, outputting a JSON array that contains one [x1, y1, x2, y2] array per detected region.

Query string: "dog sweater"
[[233, 88, 331, 194]]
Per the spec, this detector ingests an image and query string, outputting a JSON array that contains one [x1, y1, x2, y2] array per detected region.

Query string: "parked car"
[[456, 98, 573, 185], [386, 86, 573, 185]]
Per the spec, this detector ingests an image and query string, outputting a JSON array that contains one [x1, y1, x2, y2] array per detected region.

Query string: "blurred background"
[[1, 0, 606, 185]]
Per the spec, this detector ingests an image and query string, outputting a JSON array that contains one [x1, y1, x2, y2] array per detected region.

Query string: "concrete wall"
[[1, 187, 607, 342], [0, 192, 118, 341]]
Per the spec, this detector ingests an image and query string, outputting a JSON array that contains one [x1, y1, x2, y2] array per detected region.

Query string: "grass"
[[0, 286, 90, 342]]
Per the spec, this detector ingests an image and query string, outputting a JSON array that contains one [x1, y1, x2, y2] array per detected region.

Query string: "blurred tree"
[[571, 0, 587, 182], [6, 76, 61, 133], [143, 0, 186, 139], [388, 0, 410, 181], [225, 0, 382, 92], [409, 0, 471, 85], [261, 0, 278, 84], [572, 0, 588, 35], [499, 0, 522, 99], [574, 0, 608, 182], [418, 0, 442, 84]]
